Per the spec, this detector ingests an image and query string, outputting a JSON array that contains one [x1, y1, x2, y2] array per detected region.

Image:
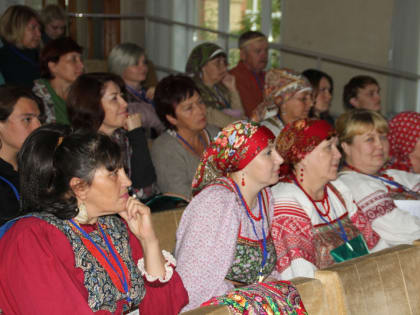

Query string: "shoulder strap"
[[0, 215, 33, 240], [0, 176, 19, 201]]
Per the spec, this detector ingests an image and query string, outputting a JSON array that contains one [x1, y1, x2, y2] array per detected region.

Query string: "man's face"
[[240, 38, 268, 73]]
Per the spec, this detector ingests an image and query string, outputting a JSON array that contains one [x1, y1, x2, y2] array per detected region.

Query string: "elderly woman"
[[67, 73, 157, 199], [0, 124, 188, 314], [151, 75, 219, 201], [0, 5, 42, 88], [335, 109, 420, 246], [387, 111, 420, 173], [185, 42, 244, 128], [33, 37, 83, 124], [175, 120, 287, 311], [40, 4, 67, 44], [0, 85, 41, 225], [261, 68, 313, 136], [108, 42, 164, 138], [271, 119, 383, 280], [302, 68, 335, 126]]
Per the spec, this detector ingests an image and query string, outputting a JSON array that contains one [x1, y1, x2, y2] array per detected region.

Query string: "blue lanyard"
[[251, 71, 264, 91], [0, 176, 19, 201], [9, 46, 38, 67], [69, 219, 131, 302], [315, 203, 349, 243], [232, 181, 268, 273], [213, 85, 231, 108], [368, 174, 417, 195], [126, 85, 154, 107], [176, 132, 207, 154]]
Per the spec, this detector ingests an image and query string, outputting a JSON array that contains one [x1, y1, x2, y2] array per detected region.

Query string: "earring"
[[75, 202, 89, 224], [299, 168, 304, 183], [241, 172, 246, 186]]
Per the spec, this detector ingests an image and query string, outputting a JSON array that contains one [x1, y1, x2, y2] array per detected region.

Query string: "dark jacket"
[[0, 158, 20, 226]]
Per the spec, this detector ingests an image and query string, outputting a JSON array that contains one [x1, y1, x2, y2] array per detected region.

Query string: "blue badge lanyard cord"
[[251, 71, 264, 92], [69, 219, 131, 302], [126, 85, 150, 104], [368, 174, 417, 196], [176, 132, 207, 154], [9, 46, 38, 67], [0, 176, 19, 201], [212, 85, 231, 109], [233, 182, 268, 277]]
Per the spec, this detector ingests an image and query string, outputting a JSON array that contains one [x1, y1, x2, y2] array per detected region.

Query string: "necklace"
[[293, 176, 330, 217], [176, 131, 208, 156], [69, 219, 132, 303]]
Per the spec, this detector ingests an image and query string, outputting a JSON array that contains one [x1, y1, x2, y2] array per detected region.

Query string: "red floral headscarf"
[[192, 120, 275, 196], [276, 119, 335, 175], [388, 111, 420, 171]]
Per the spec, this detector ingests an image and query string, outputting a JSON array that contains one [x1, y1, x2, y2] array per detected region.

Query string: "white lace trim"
[[137, 250, 176, 283]]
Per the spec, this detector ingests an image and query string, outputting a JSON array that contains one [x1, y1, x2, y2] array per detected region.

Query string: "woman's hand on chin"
[[119, 197, 158, 244], [125, 113, 142, 131]]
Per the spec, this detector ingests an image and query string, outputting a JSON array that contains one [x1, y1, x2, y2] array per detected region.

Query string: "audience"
[[33, 37, 83, 124], [0, 5, 42, 88], [108, 42, 165, 138], [152, 75, 219, 201], [40, 4, 67, 45], [67, 73, 157, 199], [185, 42, 244, 128], [0, 85, 41, 226], [302, 68, 335, 126], [343, 75, 381, 112], [335, 109, 420, 246], [0, 124, 188, 314], [387, 111, 420, 173], [229, 31, 268, 117], [271, 118, 381, 279], [261, 68, 313, 136], [175, 121, 287, 311]]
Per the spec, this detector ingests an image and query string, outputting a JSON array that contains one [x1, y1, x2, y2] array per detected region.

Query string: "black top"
[[0, 158, 20, 226], [0, 41, 40, 88]]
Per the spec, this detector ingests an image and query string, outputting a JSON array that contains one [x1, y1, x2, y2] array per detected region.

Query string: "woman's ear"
[[47, 61, 57, 76], [69, 177, 89, 201], [349, 97, 360, 109], [341, 142, 351, 158], [165, 114, 177, 127]]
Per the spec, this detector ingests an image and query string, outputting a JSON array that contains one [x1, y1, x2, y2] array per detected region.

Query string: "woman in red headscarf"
[[387, 111, 420, 173], [175, 121, 308, 313], [271, 119, 385, 280]]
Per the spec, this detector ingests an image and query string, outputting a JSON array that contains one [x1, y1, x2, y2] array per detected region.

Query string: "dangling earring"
[[241, 172, 246, 186], [75, 202, 89, 224], [299, 168, 304, 183]]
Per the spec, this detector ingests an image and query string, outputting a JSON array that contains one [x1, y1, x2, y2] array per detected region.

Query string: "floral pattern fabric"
[[202, 281, 307, 315]]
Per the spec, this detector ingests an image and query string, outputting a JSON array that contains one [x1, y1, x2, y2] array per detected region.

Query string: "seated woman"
[[0, 124, 188, 314], [0, 5, 42, 88], [335, 109, 420, 246], [271, 118, 383, 280], [387, 111, 420, 173], [33, 37, 84, 124], [108, 42, 165, 138], [261, 68, 313, 136], [185, 42, 244, 128], [343, 75, 381, 112], [175, 121, 284, 311], [67, 73, 157, 199], [151, 75, 219, 201], [302, 68, 335, 126], [0, 85, 41, 225], [40, 4, 67, 45]]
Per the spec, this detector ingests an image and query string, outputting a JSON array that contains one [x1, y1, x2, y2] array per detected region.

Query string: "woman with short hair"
[[67, 73, 157, 199], [0, 85, 41, 225], [40, 4, 67, 44], [335, 109, 420, 246], [0, 124, 188, 314], [108, 43, 164, 138], [33, 37, 83, 124], [0, 5, 42, 87]]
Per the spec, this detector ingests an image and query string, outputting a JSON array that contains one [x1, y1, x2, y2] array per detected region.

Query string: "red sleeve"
[[271, 201, 316, 273], [128, 230, 189, 315], [0, 218, 95, 315]]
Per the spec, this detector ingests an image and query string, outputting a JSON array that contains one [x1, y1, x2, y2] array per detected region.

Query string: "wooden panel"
[[103, 0, 120, 57]]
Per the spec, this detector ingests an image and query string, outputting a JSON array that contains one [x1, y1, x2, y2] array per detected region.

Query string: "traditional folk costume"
[[336, 167, 420, 247], [0, 213, 188, 314], [387, 111, 420, 173], [261, 68, 311, 137], [186, 43, 244, 128], [175, 121, 305, 313], [272, 119, 381, 280]]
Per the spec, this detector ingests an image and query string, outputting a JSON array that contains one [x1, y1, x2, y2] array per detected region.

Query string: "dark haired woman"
[[33, 37, 84, 124], [67, 73, 156, 199], [152, 74, 219, 201], [302, 69, 335, 126], [0, 124, 188, 314], [0, 5, 42, 88], [0, 85, 41, 225]]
